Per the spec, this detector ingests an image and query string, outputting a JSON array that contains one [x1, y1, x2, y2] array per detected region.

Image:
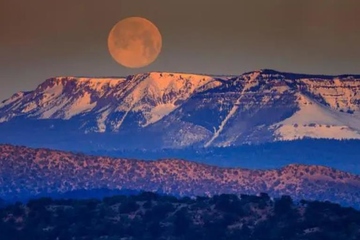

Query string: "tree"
[[118, 199, 139, 214], [274, 195, 293, 216], [173, 208, 191, 236], [147, 221, 163, 238]]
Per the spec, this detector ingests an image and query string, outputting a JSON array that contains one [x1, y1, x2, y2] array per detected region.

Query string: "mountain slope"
[[1, 69, 360, 149], [272, 93, 360, 140], [1, 144, 360, 208]]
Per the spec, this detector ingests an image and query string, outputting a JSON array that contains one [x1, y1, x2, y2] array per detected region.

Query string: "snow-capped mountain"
[[1, 144, 360, 208], [0, 72, 220, 130], [0, 69, 360, 150]]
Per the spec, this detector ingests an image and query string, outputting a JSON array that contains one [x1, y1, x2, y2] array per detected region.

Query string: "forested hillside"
[[1, 192, 360, 240]]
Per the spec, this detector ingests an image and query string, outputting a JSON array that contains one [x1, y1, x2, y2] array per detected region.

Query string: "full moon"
[[107, 17, 162, 68]]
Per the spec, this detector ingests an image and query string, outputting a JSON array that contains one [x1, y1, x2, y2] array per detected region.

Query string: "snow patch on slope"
[[40, 82, 64, 106], [0, 92, 25, 108], [276, 125, 360, 140], [64, 92, 97, 119], [273, 94, 360, 140], [0, 116, 9, 123], [96, 108, 111, 133], [41, 100, 68, 119], [21, 102, 37, 113], [144, 103, 177, 126]]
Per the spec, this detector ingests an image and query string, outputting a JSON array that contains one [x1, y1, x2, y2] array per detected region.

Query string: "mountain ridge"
[[1, 69, 360, 149]]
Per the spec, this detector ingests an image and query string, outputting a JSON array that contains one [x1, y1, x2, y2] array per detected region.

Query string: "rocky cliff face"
[[0, 69, 360, 150], [1, 144, 360, 207]]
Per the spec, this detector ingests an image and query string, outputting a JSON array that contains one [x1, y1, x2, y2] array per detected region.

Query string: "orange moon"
[[107, 17, 162, 68]]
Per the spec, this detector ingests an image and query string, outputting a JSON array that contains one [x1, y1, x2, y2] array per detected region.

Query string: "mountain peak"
[[241, 69, 280, 75], [40, 76, 126, 86]]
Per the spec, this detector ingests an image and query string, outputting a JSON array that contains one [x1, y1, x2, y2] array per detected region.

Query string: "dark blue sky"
[[1, 0, 359, 101]]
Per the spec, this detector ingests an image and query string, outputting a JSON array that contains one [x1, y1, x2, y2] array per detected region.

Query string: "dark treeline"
[[1, 192, 360, 240], [2, 188, 142, 204]]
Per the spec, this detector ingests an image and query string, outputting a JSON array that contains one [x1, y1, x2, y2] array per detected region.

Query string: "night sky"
[[1, 0, 359, 101]]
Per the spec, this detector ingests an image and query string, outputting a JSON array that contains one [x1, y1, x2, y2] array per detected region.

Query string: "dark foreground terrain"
[[1, 192, 360, 240]]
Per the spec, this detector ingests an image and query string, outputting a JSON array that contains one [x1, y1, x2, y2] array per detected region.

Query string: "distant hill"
[[1, 192, 360, 240], [1, 144, 360, 208]]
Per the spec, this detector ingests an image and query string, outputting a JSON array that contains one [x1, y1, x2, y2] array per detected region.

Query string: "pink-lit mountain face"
[[0, 144, 360, 207], [1, 69, 360, 150]]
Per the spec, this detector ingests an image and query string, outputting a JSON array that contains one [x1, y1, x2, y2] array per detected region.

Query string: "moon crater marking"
[[108, 17, 162, 68]]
